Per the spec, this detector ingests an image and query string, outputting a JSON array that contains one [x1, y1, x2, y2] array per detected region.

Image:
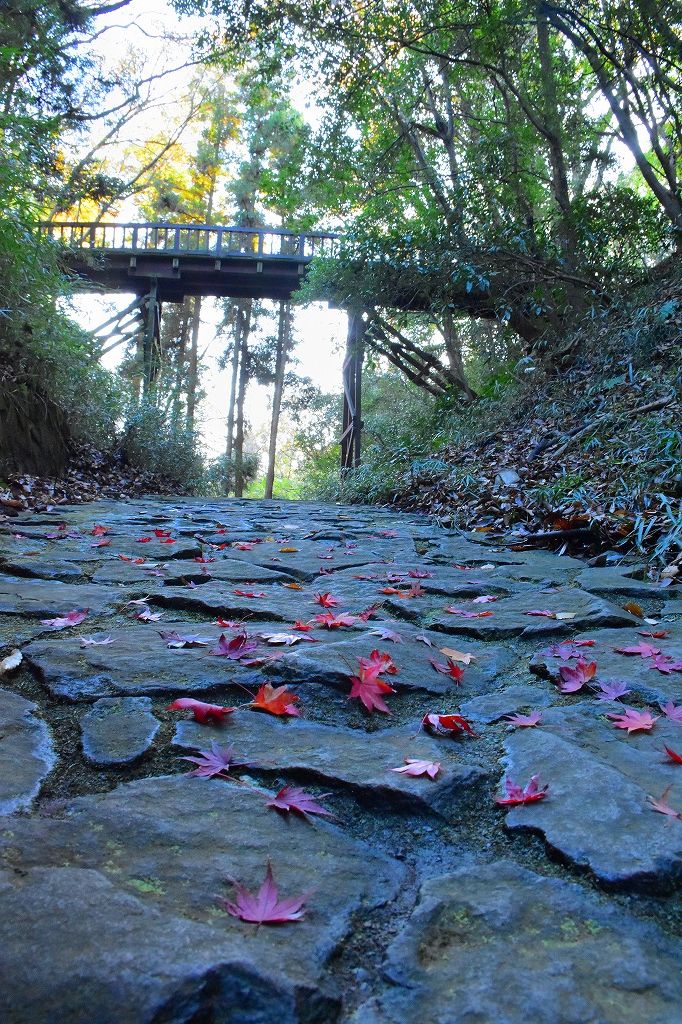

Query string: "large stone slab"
[[0, 776, 405, 1023], [353, 861, 682, 1024], [0, 689, 55, 814], [500, 703, 682, 888], [0, 576, 128, 618], [266, 622, 519, 699], [460, 683, 555, 723], [530, 625, 682, 703], [80, 696, 159, 765], [174, 714, 487, 819], [427, 589, 639, 640], [23, 620, 262, 701]]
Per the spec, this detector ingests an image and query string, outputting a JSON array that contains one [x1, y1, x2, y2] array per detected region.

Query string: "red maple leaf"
[[557, 658, 597, 693], [136, 537, 152, 543], [613, 640, 661, 658], [422, 712, 476, 738], [607, 707, 659, 733], [221, 862, 309, 924], [314, 592, 340, 607], [232, 541, 257, 551], [90, 539, 111, 548], [215, 618, 242, 628], [194, 556, 215, 564], [166, 698, 236, 724], [292, 619, 313, 631], [153, 529, 172, 538], [390, 758, 441, 779], [40, 609, 89, 630], [251, 683, 301, 717], [429, 658, 465, 684], [266, 785, 336, 819], [348, 662, 394, 714], [358, 649, 398, 675], [233, 588, 266, 598], [408, 568, 433, 579], [209, 633, 258, 659], [663, 746, 682, 765], [524, 609, 556, 618], [495, 775, 549, 806], [181, 742, 252, 778], [91, 524, 109, 536], [639, 630, 670, 639]]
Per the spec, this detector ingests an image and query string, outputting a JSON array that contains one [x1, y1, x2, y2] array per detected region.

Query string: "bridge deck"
[[39, 222, 339, 302]]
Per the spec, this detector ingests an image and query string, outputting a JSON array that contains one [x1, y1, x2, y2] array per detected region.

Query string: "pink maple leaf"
[[390, 758, 441, 779], [314, 611, 358, 629], [646, 785, 681, 820], [180, 742, 252, 778], [40, 609, 89, 630], [221, 862, 309, 924], [607, 707, 659, 734], [596, 680, 631, 701], [166, 698, 236, 724], [349, 662, 395, 714], [159, 630, 211, 649], [649, 654, 682, 674], [659, 701, 682, 723], [557, 658, 597, 693], [444, 606, 494, 618], [495, 775, 549, 806], [505, 710, 542, 727], [266, 785, 336, 819], [369, 626, 404, 644], [233, 588, 266, 598], [614, 640, 662, 658]]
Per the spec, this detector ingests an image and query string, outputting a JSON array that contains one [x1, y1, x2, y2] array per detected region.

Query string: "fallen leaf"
[[78, 635, 115, 647], [370, 626, 404, 644], [596, 680, 631, 701], [390, 758, 441, 779], [649, 654, 682, 674], [439, 647, 476, 665], [314, 592, 339, 607], [251, 683, 301, 717], [471, 595, 498, 604], [233, 588, 266, 598], [614, 640, 661, 658], [215, 618, 242, 628], [506, 710, 542, 727], [281, 582, 303, 590], [313, 611, 358, 629], [639, 629, 670, 639], [40, 609, 89, 630], [659, 701, 682, 723], [444, 606, 494, 618], [90, 539, 111, 548], [623, 601, 644, 617], [134, 606, 162, 623], [359, 649, 398, 675], [646, 785, 681, 819], [663, 746, 682, 765], [260, 632, 316, 646], [91, 525, 109, 536], [557, 659, 597, 693], [266, 785, 335, 819], [495, 775, 549, 806], [181, 742, 252, 778], [607, 707, 659, 734], [429, 657, 465, 684], [524, 609, 556, 618], [422, 712, 476, 738], [209, 633, 258, 659], [159, 630, 211, 649], [166, 698, 236, 724], [0, 649, 22, 674], [232, 541, 256, 551], [221, 862, 308, 924], [292, 619, 313, 631], [349, 661, 394, 714]]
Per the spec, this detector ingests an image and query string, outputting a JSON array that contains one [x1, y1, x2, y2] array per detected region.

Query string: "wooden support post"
[[142, 278, 158, 395], [340, 310, 365, 471]]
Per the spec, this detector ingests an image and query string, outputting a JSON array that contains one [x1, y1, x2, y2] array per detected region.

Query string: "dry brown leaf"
[[439, 647, 477, 665]]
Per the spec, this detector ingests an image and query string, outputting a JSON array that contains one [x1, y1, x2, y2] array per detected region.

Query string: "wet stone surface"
[[0, 496, 681, 1023]]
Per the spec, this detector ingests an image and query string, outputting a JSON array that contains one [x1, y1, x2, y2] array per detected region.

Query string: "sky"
[[67, 0, 347, 463]]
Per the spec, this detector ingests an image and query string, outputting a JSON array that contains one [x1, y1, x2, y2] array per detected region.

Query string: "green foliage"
[[120, 401, 205, 491], [201, 451, 260, 496]]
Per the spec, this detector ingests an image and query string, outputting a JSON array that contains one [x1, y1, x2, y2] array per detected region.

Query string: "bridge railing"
[[37, 222, 339, 260]]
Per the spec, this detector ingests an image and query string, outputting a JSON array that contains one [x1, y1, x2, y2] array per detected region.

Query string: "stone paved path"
[[0, 497, 681, 1023]]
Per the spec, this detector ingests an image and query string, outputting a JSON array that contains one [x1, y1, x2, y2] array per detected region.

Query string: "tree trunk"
[[440, 312, 478, 401], [233, 300, 253, 498], [186, 295, 201, 430], [171, 301, 191, 427], [264, 301, 291, 499]]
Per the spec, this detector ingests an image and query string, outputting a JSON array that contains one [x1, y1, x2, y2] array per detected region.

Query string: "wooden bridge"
[[39, 221, 362, 470]]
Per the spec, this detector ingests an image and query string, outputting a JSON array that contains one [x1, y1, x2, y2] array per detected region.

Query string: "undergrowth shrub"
[[120, 401, 205, 491]]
